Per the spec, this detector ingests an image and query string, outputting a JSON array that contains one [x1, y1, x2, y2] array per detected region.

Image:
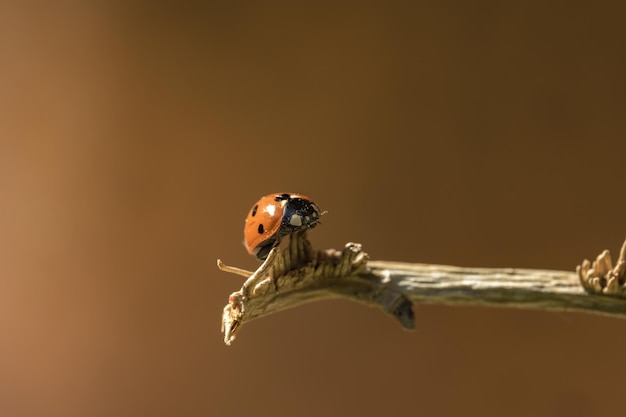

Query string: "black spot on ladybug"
[[251, 204, 258, 217], [258, 224, 264, 234]]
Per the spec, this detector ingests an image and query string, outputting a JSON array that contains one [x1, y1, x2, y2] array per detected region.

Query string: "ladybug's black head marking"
[[275, 193, 291, 202]]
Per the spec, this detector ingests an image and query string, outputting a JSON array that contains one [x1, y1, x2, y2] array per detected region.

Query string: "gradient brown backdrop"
[[1, 2, 625, 417]]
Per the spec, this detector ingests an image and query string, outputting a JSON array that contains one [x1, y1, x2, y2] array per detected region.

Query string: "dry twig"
[[218, 233, 626, 345]]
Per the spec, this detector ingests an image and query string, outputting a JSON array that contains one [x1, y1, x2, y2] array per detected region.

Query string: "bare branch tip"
[[577, 237, 626, 297]]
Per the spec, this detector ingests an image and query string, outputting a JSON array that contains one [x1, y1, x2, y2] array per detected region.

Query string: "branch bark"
[[367, 260, 625, 316], [218, 234, 626, 345]]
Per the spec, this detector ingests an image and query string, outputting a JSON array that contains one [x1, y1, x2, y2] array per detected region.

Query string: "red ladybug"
[[244, 193, 322, 260]]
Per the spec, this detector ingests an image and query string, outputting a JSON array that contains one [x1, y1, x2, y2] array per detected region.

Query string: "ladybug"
[[244, 193, 322, 260]]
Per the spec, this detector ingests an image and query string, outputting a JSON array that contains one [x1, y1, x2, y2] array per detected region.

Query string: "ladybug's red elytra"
[[244, 193, 322, 260]]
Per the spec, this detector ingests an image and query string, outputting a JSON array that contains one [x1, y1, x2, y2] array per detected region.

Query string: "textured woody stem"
[[368, 261, 626, 316], [218, 235, 626, 345]]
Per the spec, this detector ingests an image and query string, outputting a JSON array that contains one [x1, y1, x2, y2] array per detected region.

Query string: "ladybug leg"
[[254, 237, 279, 261]]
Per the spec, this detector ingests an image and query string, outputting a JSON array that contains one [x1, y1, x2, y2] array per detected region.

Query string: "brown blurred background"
[[1, 2, 625, 417]]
